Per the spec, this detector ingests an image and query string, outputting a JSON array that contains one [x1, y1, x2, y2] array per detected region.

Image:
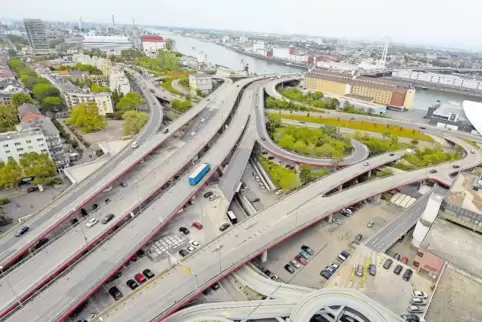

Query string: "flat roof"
[[421, 217, 482, 277], [446, 172, 482, 214], [425, 264, 482, 322]]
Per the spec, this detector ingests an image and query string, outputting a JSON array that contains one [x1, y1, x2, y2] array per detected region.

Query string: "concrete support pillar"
[[275, 317, 285, 322], [261, 250, 268, 263], [368, 170, 372, 178], [370, 194, 381, 205], [327, 214, 333, 222], [338, 185, 343, 192]]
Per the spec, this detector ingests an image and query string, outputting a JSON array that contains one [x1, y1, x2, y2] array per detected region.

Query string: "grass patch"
[[257, 155, 299, 192], [161, 77, 181, 95], [270, 113, 433, 142]]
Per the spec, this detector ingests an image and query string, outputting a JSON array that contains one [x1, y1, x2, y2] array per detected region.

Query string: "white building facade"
[[140, 35, 165, 55], [0, 128, 50, 163], [82, 36, 132, 55], [392, 70, 482, 91], [189, 73, 212, 95]]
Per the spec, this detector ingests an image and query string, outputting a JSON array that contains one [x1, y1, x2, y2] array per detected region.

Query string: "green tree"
[[19, 152, 57, 183], [11, 93, 34, 107], [91, 84, 110, 93], [7, 49, 17, 57], [0, 104, 18, 132], [66, 102, 107, 133], [410, 139, 419, 146], [111, 89, 124, 108], [165, 38, 175, 51], [0, 159, 23, 188], [32, 83, 60, 101], [122, 110, 149, 135], [171, 99, 192, 112], [41, 96, 63, 111], [157, 50, 179, 71], [115, 92, 145, 115]]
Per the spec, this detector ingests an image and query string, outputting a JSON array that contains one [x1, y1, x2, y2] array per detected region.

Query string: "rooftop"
[[46, 74, 85, 94], [18, 103, 42, 120], [432, 101, 469, 122], [20, 117, 59, 137], [0, 128, 44, 143], [140, 35, 164, 42], [446, 172, 482, 214], [190, 73, 211, 78]]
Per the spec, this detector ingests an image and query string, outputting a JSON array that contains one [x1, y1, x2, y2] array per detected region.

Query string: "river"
[[164, 32, 480, 115]]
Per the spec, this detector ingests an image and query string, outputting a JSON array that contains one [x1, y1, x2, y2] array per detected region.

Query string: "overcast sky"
[[3, 0, 481, 49]]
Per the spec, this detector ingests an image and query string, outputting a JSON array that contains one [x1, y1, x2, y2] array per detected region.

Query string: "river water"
[[165, 32, 480, 116]]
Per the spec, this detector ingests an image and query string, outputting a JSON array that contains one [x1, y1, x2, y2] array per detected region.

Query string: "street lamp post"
[[74, 208, 88, 245], [215, 245, 223, 273], [0, 266, 22, 308]]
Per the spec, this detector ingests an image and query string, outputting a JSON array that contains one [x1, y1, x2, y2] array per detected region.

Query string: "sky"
[[3, 0, 482, 49]]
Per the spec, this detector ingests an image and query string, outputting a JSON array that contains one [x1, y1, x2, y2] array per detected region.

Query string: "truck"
[[188, 163, 211, 185]]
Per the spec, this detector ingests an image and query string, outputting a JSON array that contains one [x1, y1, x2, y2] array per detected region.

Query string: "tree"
[[123, 110, 149, 135], [0, 159, 22, 188], [19, 152, 57, 183], [67, 102, 107, 133], [7, 49, 17, 57], [91, 84, 110, 93], [165, 39, 175, 51], [111, 90, 124, 108], [41, 96, 63, 111], [115, 92, 145, 116], [0, 104, 18, 132], [32, 83, 60, 101], [11, 93, 34, 107], [157, 50, 179, 71], [411, 139, 419, 146], [171, 99, 192, 112]]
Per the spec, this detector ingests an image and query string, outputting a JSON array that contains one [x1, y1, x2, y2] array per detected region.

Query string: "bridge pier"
[[367, 169, 372, 178], [327, 214, 333, 223], [370, 194, 381, 205], [338, 185, 343, 192], [261, 250, 268, 263]]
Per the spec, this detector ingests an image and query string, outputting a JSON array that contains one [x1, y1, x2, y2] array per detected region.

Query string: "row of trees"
[[171, 99, 192, 112], [402, 148, 461, 169], [353, 131, 402, 154], [265, 96, 316, 112], [273, 123, 352, 158], [66, 102, 107, 133], [299, 165, 329, 186], [57, 63, 102, 75], [91, 84, 110, 93], [279, 88, 340, 110], [119, 49, 179, 73], [0, 152, 57, 188], [114, 92, 145, 118]]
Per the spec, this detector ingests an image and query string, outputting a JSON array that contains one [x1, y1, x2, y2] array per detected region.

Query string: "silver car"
[[290, 259, 301, 269], [356, 264, 363, 277]]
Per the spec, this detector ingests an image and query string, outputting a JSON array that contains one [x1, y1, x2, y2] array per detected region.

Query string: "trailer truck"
[[188, 163, 211, 185]]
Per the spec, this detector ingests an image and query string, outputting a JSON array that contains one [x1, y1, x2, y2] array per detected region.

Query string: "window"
[[41, 149, 47, 152], [39, 143, 45, 147], [37, 138, 44, 142], [19, 154, 23, 158], [26, 140, 31, 143], [28, 146, 33, 150], [8, 156, 13, 160], [17, 148, 24, 152], [14, 142, 21, 146], [2, 144, 8, 148], [5, 150, 10, 153]]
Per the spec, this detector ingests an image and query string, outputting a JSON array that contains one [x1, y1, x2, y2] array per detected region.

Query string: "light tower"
[[111, 14, 115, 28], [379, 37, 390, 69], [78, 16, 83, 32]]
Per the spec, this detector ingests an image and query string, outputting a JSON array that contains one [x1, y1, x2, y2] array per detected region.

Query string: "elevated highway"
[[2, 78, 267, 322], [95, 136, 480, 322]]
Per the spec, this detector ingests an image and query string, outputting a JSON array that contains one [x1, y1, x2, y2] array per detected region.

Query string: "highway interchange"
[[0, 72, 481, 322]]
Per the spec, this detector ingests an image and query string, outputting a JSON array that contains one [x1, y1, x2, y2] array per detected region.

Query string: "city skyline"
[[2, 0, 482, 50]]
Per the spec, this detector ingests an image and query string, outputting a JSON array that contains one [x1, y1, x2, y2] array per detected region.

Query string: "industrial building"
[[140, 35, 165, 55], [305, 69, 415, 110], [189, 73, 212, 95], [82, 36, 132, 54], [424, 100, 481, 134], [392, 69, 482, 92], [23, 19, 50, 56]]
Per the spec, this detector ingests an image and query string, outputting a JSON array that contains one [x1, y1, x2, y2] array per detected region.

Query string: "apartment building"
[[45, 74, 113, 115], [140, 35, 165, 55], [0, 128, 49, 163], [189, 73, 212, 95], [18, 103, 66, 166], [0, 82, 25, 105], [305, 69, 415, 110], [23, 19, 50, 56]]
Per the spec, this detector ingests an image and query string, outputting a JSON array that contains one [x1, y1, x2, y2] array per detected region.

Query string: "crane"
[[241, 59, 249, 75]]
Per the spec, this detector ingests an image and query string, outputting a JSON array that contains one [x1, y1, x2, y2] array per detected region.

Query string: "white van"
[[337, 253, 348, 262], [131, 141, 139, 149]]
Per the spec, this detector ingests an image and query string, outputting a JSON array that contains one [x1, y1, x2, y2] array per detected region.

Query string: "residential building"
[[45, 74, 113, 115], [305, 69, 415, 110], [0, 128, 49, 163], [17, 103, 66, 166], [82, 36, 132, 55], [140, 35, 165, 54], [189, 73, 212, 95], [89, 75, 109, 87], [0, 83, 25, 105], [0, 61, 15, 80], [23, 19, 50, 56], [109, 67, 130, 95]]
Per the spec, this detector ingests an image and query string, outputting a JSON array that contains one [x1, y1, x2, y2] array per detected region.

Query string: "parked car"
[[219, 223, 230, 231], [179, 249, 189, 257], [108, 286, 123, 301], [394, 264, 403, 275], [101, 213, 115, 224], [355, 264, 363, 277], [401, 256, 408, 264], [143, 269, 155, 279], [211, 282, 220, 290], [412, 290, 427, 299], [400, 314, 420, 322], [295, 254, 308, 265], [301, 245, 314, 255], [393, 253, 401, 261], [354, 233, 363, 244], [203, 191, 214, 198], [402, 269, 413, 281], [320, 270, 332, 279], [192, 222, 203, 230], [126, 279, 139, 290], [407, 305, 424, 313], [299, 250, 311, 260], [135, 273, 147, 284], [290, 259, 301, 269], [337, 251, 350, 262], [179, 227, 190, 235], [410, 297, 426, 306], [190, 240, 200, 247], [284, 264, 295, 274], [367, 220, 374, 228], [86, 218, 98, 228], [187, 246, 195, 252], [16, 226, 31, 238], [330, 263, 339, 270], [383, 258, 393, 269], [368, 264, 377, 276]]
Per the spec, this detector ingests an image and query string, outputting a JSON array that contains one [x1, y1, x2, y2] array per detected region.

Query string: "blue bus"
[[188, 163, 211, 185]]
